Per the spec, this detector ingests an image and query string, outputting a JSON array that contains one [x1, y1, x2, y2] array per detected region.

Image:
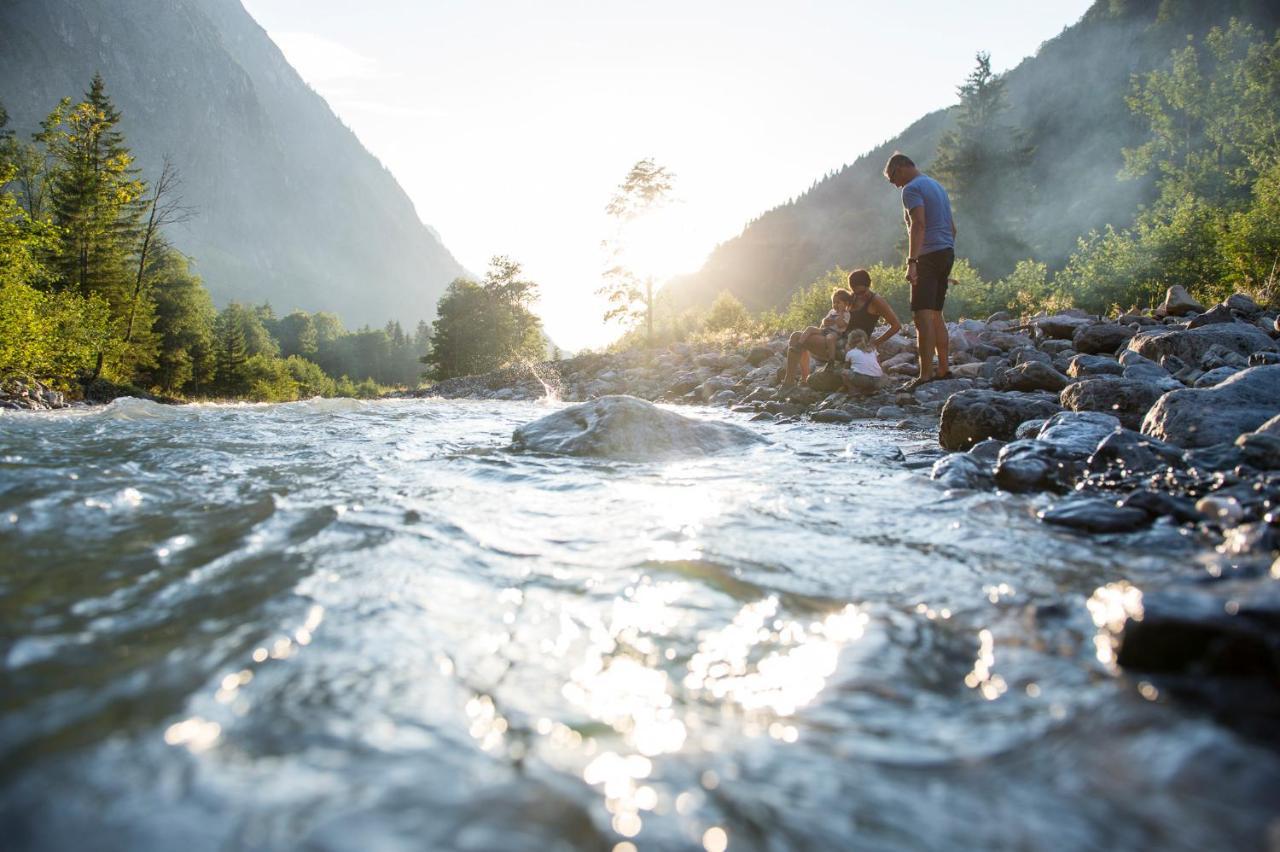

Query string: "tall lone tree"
[[931, 52, 1034, 278], [599, 158, 674, 346]]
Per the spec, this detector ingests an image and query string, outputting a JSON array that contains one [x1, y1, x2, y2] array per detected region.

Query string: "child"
[[842, 329, 883, 395], [796, 289, 853, 365]]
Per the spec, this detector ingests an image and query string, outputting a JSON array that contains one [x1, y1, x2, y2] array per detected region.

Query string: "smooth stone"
[[1015, 419, 1047, 440], [910, 377, 975, 406], [1066, 354, 1124, 378], [930, 453, 995, 490], [968, 438, 1006, 462], [994, 439, 1081, 491], [938, 390, 1062, 451], [1038, 498, 1153, 532], [511, 395, 766, 460], [1128, 323, 1278, 367], [1194, 366, 1241, 388], [1060, 375, 1165, 430], [1225, 292, 1262, 316], [1117, 591, 1280, 678], [1088, 429, 1185, 476], [806, 369, 844, 394], [811, 409, 854, 424], [1142, 365, 1280, 449], [1186, 303, 1237, 329], [1235, 432, 1280, 469], [1035, 410, 1122, 457], [1159, 285, 1205, 317], [994, 361, 1071, 393], [1118, 490, 1199, 524]]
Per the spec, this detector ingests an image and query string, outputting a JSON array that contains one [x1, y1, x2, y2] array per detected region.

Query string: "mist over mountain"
[[669, 0, 1280, 312], [0, 0, 466, 327]]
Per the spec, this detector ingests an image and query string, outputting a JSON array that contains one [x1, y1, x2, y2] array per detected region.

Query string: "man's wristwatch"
[[907, 257, 918, 265]]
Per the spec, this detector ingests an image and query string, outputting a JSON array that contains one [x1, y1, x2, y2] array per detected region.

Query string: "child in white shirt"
[[842, 329, 883, 394]]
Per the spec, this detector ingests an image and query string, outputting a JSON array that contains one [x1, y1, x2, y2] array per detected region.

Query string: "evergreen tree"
[[213, 303, 251, 394], [147, 246, 216, 395], [930, 53, 1034, 277]]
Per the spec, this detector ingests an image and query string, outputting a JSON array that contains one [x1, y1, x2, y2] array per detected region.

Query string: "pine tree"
[[213, 303, 251, 394]]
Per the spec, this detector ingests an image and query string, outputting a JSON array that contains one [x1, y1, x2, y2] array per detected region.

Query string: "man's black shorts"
[[910, 248, 954, 312]]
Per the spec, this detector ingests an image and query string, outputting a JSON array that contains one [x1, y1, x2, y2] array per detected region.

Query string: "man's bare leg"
[[913, 309, 938, 381], [932, 312, 950, 378]]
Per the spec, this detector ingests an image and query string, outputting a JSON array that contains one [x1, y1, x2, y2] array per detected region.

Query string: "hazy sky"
[[240, 0, 1094, 350]]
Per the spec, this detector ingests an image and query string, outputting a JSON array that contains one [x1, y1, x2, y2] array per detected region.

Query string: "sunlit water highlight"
[[1, 397, 1278, 851]]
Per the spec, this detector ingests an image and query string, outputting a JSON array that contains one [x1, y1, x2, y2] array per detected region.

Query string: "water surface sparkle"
[[1, 397, 1277, 851]]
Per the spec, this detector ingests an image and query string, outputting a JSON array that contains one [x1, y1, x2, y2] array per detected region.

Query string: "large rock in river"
[[1059, 375, 1166, 430], [512, 395, 766, 460], [1127, 323, 1277, 367], [1141, 365, 1280, 449], [938, 390, 1063, 451]]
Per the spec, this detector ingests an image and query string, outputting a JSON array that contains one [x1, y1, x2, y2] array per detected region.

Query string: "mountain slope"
[[0, 0, 466, 327], [670, 0, 1280, 312]]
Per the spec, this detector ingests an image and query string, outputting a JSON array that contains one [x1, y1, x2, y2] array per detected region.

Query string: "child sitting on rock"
[[842, 329, 884, 395]]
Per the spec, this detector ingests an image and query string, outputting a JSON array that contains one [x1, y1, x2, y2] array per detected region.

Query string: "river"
[[1, 397, 1277, 851]]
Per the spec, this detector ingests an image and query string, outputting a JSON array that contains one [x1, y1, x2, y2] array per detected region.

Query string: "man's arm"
[[871, 295, 903, 346], [907, 205, 926, 282]]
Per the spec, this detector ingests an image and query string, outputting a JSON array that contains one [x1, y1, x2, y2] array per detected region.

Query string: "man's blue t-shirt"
[[901, 174, 955, 254]]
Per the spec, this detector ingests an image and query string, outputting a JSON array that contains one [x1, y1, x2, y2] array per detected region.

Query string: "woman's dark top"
[[847, 292, 880, 336]]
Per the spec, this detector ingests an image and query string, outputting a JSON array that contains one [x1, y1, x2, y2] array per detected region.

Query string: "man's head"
[[848, 269, 871, 293], [884, 153, 916, 188]]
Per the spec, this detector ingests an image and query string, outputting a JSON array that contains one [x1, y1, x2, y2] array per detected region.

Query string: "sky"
[[239, 0, 1095, 350]]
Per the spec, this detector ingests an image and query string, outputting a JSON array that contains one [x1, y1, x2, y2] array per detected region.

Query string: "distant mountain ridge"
[[0, 0, 466, 327], [669, 0, 1280, 312]]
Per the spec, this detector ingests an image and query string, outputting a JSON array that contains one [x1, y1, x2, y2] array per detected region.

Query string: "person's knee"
[[788, 332, 802, 346]]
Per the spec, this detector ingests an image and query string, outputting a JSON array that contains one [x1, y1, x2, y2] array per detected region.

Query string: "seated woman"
[[781, 288, 853, 386], [781, 268, 903, 386], [842, 329, 884, 394]]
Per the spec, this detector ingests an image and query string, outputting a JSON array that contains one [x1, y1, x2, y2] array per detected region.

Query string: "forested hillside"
[[668, 0, 1280, 312], [0, 0, 465, 327]]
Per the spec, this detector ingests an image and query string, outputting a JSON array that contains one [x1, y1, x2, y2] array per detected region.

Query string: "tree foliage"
[[599, 158, 675, 345], [423, 256, 545, 380]]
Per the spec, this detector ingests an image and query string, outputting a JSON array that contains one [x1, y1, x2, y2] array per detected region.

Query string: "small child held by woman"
[[842, 329, 883, 395]]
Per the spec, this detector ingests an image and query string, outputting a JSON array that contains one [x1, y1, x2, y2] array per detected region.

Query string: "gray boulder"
[[1142, 365, 1280, 448], [1034, 314, 1093, 340], [1087, 429, 1185, 476], [1040, 339, 1076, 356], [1039, 498, 1153, 533], [512, 395, 766, 460], [1200, 343, 1250, 371], [1066, 354, 1124, 378], [994, 361, 1071, 393], [1060, 375, 1166, 430], [1158, 285, 1204, 317], [1193, 366, 1241, 388], [1072, 323, 1136, 355], [931, 453, 994, 489], [1036, 410, 1122, 456], [1128, 323, 1277, 366], [807, 369, 844, 394], [1186, 303, 1236, 329], [938, 390, 1063, 451], [1225, 292, 1261, 317]]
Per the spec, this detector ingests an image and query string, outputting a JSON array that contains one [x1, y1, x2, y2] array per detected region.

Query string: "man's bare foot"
[[901, 375, 934, 390]]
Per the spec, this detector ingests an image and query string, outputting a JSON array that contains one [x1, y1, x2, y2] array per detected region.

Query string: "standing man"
[[884, 152, 956, 388]]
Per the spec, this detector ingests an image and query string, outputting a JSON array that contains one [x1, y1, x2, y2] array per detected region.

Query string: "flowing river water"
[[1, 398, 1278, 851]]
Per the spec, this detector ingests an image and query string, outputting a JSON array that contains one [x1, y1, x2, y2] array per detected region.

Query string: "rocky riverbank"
[[411, 286, 1280, 727]]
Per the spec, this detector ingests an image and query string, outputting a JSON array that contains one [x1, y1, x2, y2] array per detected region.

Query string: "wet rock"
[[811, 408, 854, 424], [968, 439, 1006, 462], [994, 439, 1081, 491], [1235, 432, 1280, 469], [1220, 522, 1280, 556], [1039, 498, 1153, 532], [1072, 323, 1136, 355], [994, 361, 1071, 393], [1060, 375, 1164, 430], [1128, 323, 1278, 367], [511, 395, 766, 460], [1183, 444, 1249, 475], [1142, 365, 1280, 449], [1159, 285, 1205, 317], [1015, 420, 1047, 441], [1118, 490, 1199, 524], [1194, 366, 1241, 388], [936, 386, 1064, 447], [1036, 411, 1122, 456], [1088, 429, 1185, 476], [931, 452, 994, 489], [1066, 354, 1124, 378]]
